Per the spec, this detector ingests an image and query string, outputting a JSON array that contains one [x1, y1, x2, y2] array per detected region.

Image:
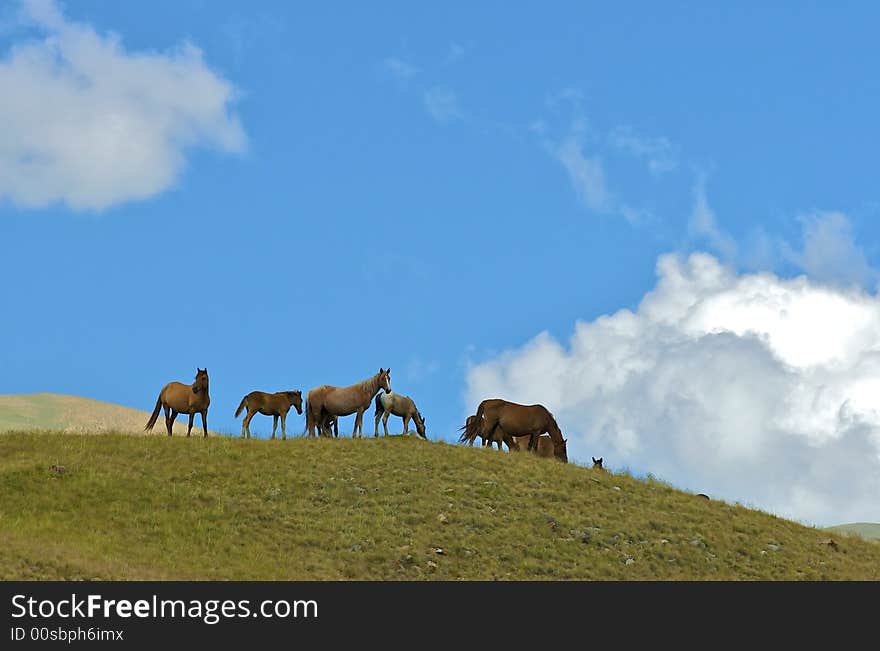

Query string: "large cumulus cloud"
[[467, 252, 880, 527]]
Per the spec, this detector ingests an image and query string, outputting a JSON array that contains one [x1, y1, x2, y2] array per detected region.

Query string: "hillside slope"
[[0, 393, 219, 436], [1, 431, 878, 580], [825, 523, 880, 541]]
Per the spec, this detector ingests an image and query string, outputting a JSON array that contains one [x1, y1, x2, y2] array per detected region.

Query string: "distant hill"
[[825, 523, 880, 541], [2, 431, 879, 580], [0, 393, 219, 436]]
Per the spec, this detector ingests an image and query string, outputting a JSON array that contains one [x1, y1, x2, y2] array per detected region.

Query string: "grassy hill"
[[825, 523, 880, 541], [0, 393, 219, 436], [2, 431, 878, 580]]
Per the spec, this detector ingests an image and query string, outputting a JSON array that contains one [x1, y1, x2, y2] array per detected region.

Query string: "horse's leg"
[[187, 413, 194, 437], [271, 415, 278, 440], [281, 411, 287, 440], [374, 409, 381, 438], [242, 410, 253, 439], [169, 410, 179, 437], [402, 415, 410, 436], [201, 411, 208, 438], [164, 405, 173, 436], [382, 411, 390, 436], [528, 433, 538, 451]]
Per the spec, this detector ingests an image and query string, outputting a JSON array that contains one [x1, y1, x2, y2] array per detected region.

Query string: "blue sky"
[[2, 1, 880, 524]]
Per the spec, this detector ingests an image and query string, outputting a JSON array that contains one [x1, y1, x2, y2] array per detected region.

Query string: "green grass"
[[1, 431, 878, 580]]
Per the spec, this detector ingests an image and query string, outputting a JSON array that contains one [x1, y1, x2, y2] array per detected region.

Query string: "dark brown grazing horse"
[[458, 399, 510, 448], [465, 398, 567, 462], [234, 390, 303, 440], [144, 368, 210, 437], [305, 368, 392, 438], [459, 414, 519, 451]]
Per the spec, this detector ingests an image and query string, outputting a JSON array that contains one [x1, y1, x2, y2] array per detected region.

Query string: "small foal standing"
[[144, 368, 211, 437], [234, 390, 303, 440]]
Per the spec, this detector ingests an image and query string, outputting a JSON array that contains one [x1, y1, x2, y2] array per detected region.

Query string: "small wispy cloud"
[[553, 135, 612, 214], [688, 176, 738, 262], [423, 87, 462, 123], [783, 212, 877, 289], [609, 126, 679, 175], [444, 41, 468, 64], [384, 57, 419, 81]]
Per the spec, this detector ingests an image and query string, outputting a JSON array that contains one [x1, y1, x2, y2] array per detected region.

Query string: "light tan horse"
[[305, 368, 391, 438], [234, 390, 303, 440], [144, 368, 210, 437], [373, 391, 426, 438], [465, 398, 567, 462]]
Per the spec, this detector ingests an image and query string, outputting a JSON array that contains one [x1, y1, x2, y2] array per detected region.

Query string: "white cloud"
[[688, 176, 738, 262], [553, 134, 612, 214], [466, 251, 880, 527], [608, 126, 679, 175], [444, 41, 467, 64], [783, 212, 876, 289], [0, 0, 245, 211], [688, 189, 876, 290], [423, 87, 461, 123], [384, 57, 418, 81]]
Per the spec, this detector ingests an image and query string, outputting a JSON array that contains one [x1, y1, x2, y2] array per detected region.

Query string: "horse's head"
[[554, 438, 568, 463], [592, 456, 604, 470], [192, 368, 209, 394], [378, 367, 392, 394], [287, 390, 303, 415], [415, 412, 427, 439]]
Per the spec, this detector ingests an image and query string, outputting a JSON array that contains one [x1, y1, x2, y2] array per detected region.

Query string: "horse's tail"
[[304, 397, 314, 435], [460, 403, 485, 443], [234, 395, 248, 419], [373, 393, 384, 419], [144, 393, 162, 431]]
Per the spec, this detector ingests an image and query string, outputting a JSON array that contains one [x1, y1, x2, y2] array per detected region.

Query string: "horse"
[[592, 456, 604, 470], [144, 368, 210, 437], [305, 368, 391, 438], [464, 398, 567, 462], [458, 399, 509, 447], [234, 390, 303, 440], [513, 434, 555, 458], [373, 392, 426, 438], [459, 414, 519, 451]]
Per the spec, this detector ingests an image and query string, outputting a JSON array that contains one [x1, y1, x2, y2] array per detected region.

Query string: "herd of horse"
[[143, 367, 593, 466]]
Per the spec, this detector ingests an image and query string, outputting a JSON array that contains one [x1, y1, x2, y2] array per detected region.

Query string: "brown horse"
[[458, 414, 519, 451], [305, 368, 391, 438], [465, 398, 567, 462], [234, 390, 303, 440], [513, 434, 555, 457], [144, 368, 210, 437]]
